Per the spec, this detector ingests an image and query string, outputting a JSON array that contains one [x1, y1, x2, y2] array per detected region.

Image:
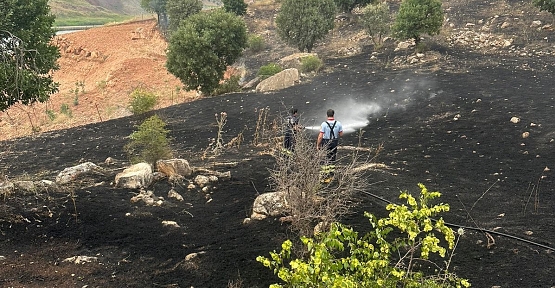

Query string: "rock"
[[162, 220, 180, 228], [395, 40, 412, 51], [500, 21, 510, 29], [510, 117, 520, 124], [62, 256, 98, 264], [0, 181, 14, 196], [56, 162, 104, 185], [530, 20, 542, 28], [130, 190, 162, 206], [255, 68, 300, 93], [278, 53, 317, 70], [314, 222, 329, 235], [156, 159, 192, 177], [115, 163, 153, 189], [168, 189, 184, 201], [14, 181, 35, 192], [251, 191, 289, 219], [194, 175, 210, 187], [522, 132, 530, 138], [242, 76, 261, 90]]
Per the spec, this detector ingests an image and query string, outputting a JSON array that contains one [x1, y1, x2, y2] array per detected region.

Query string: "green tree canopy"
[[166, 9, 247, 95], [334, 0, 374, 13], [361, 1, 392, 46], [141, 0, 168, 28], [1, 0, 60, 112], [276, 0, 336, 52], [533, 0, 555, 15], [166, 0, 203, 32], [392, 0, 443, 46], [223, 0, 248, 16]]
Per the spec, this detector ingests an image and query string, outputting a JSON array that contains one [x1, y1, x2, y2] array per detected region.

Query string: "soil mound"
[[0, 19, 196, 141]]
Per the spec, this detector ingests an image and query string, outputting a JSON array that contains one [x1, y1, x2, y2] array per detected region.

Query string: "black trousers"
[[284, 132, 295, 151], [322, 139, 339, 163]]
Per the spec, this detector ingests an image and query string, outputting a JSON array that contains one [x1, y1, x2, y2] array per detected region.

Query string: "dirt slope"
[[0, 19, 197, 141]]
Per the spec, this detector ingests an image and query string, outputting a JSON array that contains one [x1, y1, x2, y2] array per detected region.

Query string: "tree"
[[166, 0, 203, 32], [276, 0, 336, 52], [533, 0, 555, 15], [392, 0, 443, 46], [334, 0, 374, 13], [141, 0, 168, 28], [166, 9, 247, 95], [223, 0, 248, 16], [361, 1, 392, 47], [0, 0, 60, 112]]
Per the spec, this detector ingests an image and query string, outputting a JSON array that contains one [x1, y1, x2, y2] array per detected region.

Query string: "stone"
[[194, 175, 210, 187], [0, 181, 14, 196], [278, 53, 316, 70], [242, 76, 261, 90], [168, 189, 184, 201], [162, 220, 180, 228], [251, 191, 289, 219], [530, 20, 542, 28], [156, 159, 192, 177], [56, 162, 104, 185], [115, 163, 153, 189], [255, 68, 300, 93]]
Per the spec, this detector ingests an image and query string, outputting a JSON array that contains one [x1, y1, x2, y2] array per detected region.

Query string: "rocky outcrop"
[[115, 163, 153, 189], [255, 68, 300, 93]]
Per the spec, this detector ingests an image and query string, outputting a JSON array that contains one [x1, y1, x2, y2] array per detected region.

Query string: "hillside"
[[49, 0, 144, 17], [0, 19, 197, 141]]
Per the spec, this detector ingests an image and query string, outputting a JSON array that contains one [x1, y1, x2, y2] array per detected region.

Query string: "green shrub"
[[46, 109, 56, 121], [129, 88, 158, 115], [60, 103, 72, 117], [211, 75, 242, 96], [257, 63, 282, 79], [248, 34, 266, 53], [257, 184, 471, 288], [300, 55, 323, 73], [124, 115, 173, 165]]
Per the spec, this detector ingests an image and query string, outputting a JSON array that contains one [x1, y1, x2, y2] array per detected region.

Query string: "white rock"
[[56, 162, 103, 185], [251, 191, 289, 219], [162, 220, 180, 228], [194, 175, 210, 187], [115, 163, 153, 189], [168, 189, 184, 201]]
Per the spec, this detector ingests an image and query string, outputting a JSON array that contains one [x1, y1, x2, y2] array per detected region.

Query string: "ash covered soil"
[[1, 47, 555, 287]]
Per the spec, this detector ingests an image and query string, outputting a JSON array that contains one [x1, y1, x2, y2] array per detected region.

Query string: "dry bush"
[[269, 129, 373, 237]]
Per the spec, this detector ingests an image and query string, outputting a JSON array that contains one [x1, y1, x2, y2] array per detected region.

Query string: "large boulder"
[[56, 162, 104, 185], [115, 163, 153, 189], [156, 159, 192, 177], [251, 191, 289, 220], [255, 68, 299, 93]]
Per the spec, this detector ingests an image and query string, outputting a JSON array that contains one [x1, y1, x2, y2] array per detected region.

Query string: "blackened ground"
[[1, 45, 555, 287]]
